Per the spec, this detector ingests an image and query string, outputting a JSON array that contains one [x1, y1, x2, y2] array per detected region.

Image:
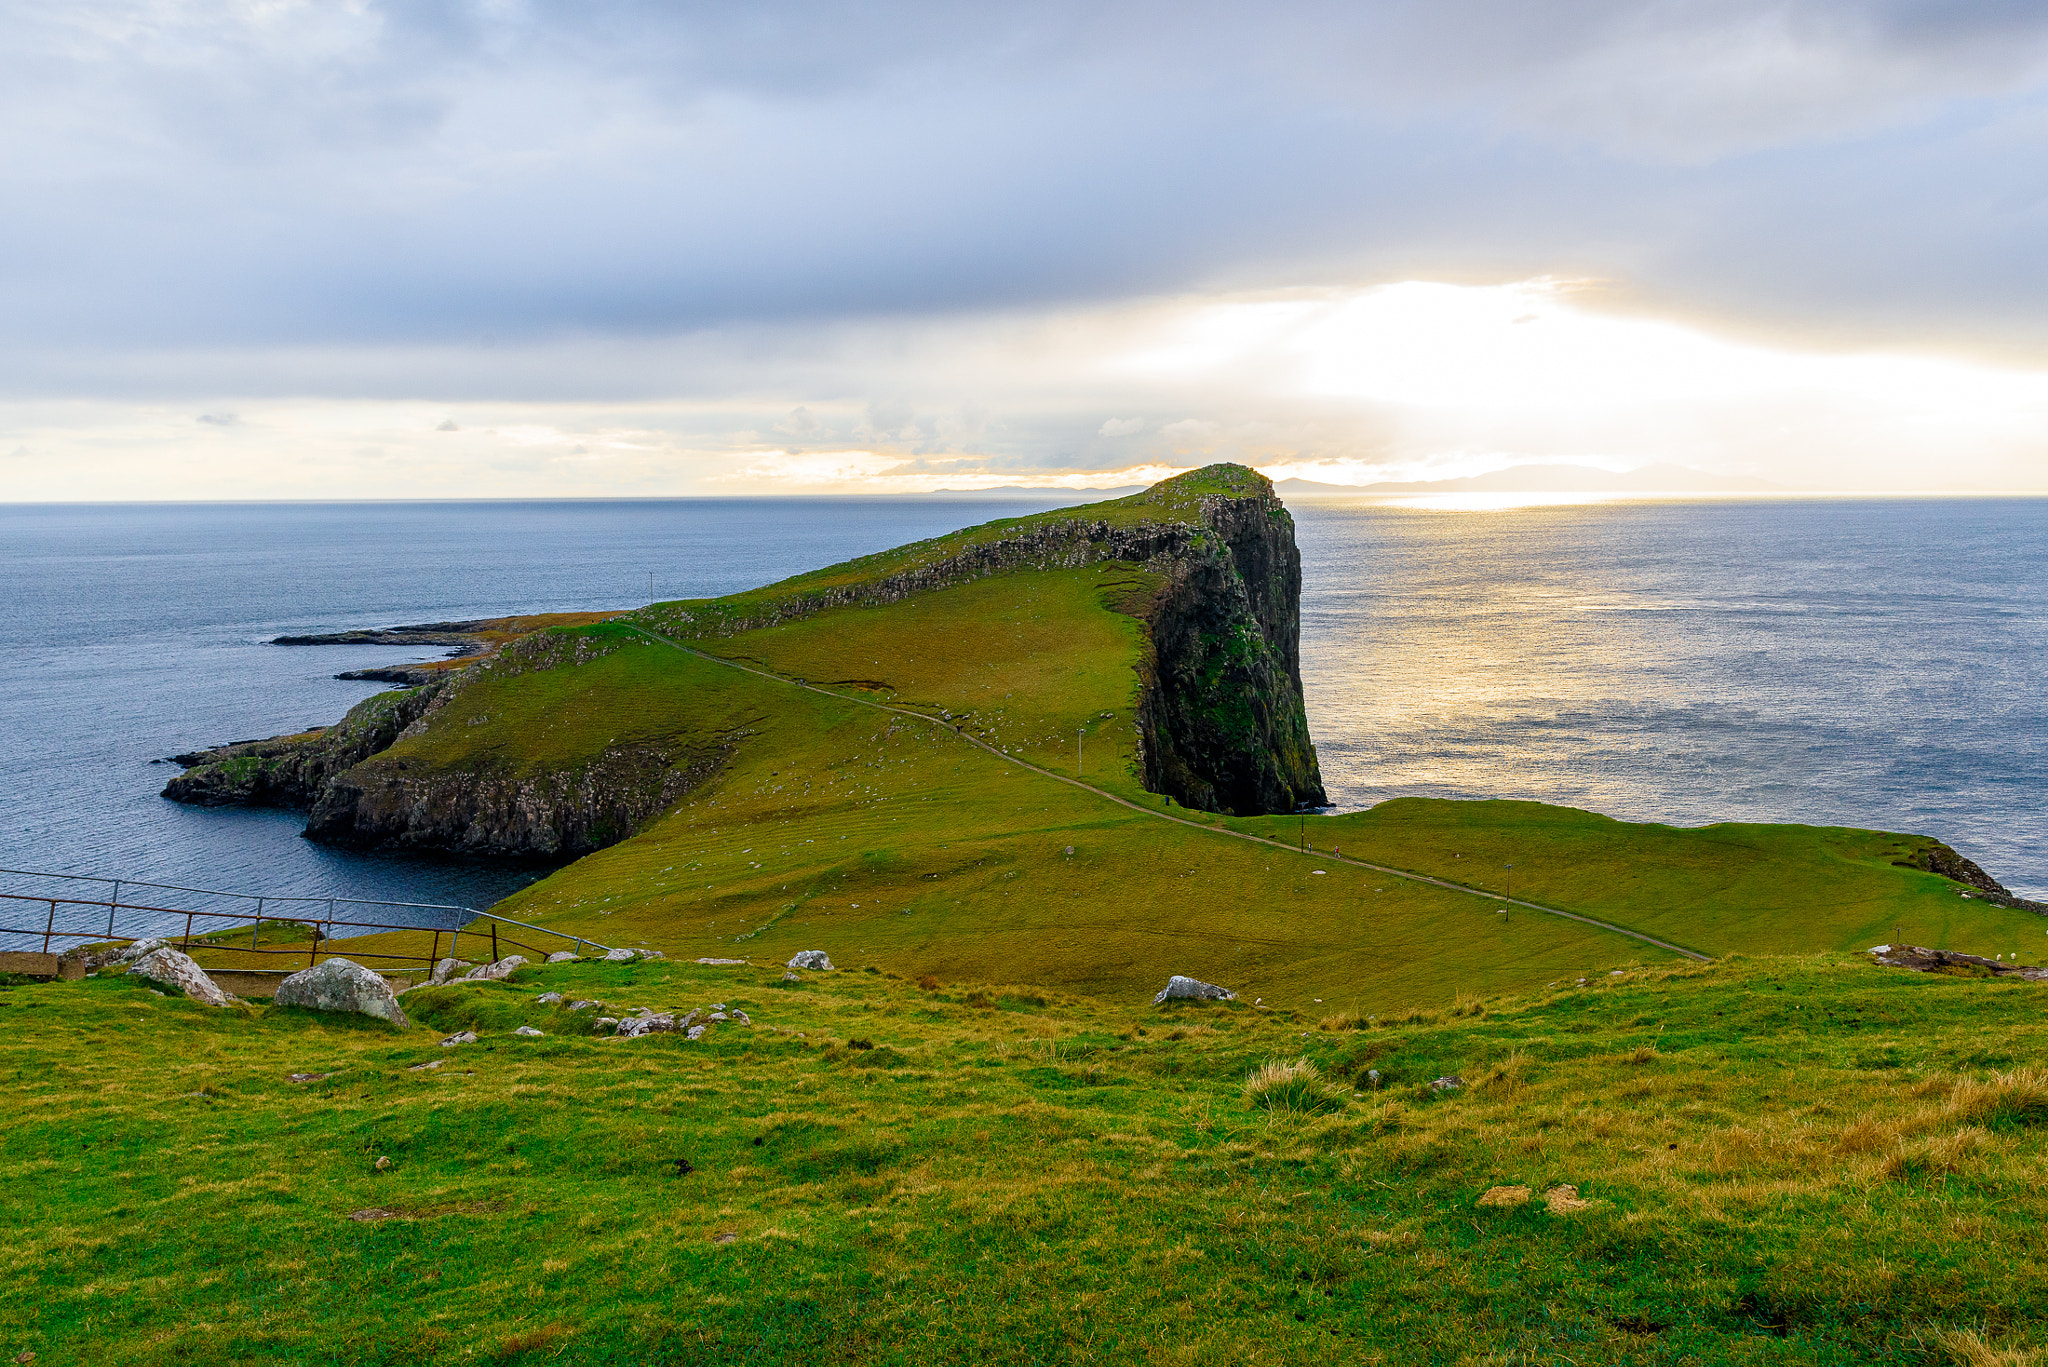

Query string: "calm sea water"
[[1, 494, 2040, 941]]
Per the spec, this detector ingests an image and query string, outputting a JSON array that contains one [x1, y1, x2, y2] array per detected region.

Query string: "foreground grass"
[[5, 954, 2044, 1364]]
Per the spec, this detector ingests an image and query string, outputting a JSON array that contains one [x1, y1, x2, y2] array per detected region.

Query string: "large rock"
[[129, 948, 239, 1007], [1869, 943, 2048, 982], [1152, 974, 1236, 1005], [787, 950, 834, 971], [462, 955, 528, 982], [274, 958, 411, 1029], [427, 957, 473, 985], [547, 951, 579, 963]]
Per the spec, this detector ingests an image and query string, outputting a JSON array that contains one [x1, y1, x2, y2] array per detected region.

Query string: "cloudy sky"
[[6, 0, 2048, 497]]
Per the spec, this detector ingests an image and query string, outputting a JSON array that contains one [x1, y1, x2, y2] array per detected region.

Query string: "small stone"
[[712, 1231, 737, 1245], [462, 955, 528, 982], [427, 958, 473, 985], [697, 957, 746, 965], [786, 950, 834, 971], [782, 972, 799, 982], [1477, 1185, 1532, 1208], [374, 1155, 391, 1172], [731, 1009, 751, 1025], [1429, 1076, 1464, 1092], [547, 951, 579, 963], [439, 1030, 478, 1047], [593, 1017, 618, 1030], [567, 999, 600, 1011], [602, 947, 638, 963], [616, 1013, 678, 1038], [536, 992, 564, 1005], [407, 1059, 443, 1072], [129, 948, 239, 1008], [686, 1025, 707, 1040], [709, 1012, 728, 1022], [710, 1003, 726, 1011], [287, 1072, 332, 1084], [514, 1025, 545, 1037], [1152, 975, 1235, 1005], [1064, 846, 1074, 855], [275, 958, 410, 1029]]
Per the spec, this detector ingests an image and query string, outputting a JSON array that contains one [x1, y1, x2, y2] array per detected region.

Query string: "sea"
[[1, 493, 2041, 946]]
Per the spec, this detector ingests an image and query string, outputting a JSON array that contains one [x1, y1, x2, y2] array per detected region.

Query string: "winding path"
[[624, 624, 1713, 964]]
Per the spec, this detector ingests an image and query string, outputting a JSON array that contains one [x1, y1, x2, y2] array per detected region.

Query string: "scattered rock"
[[1477, 1185, 1532, 1208], [129, 948, 239, 1008], [602, 947, 639, 963], [274, 958, 411, 1029], [536, 991, 564, 1005], [731, 1009, 751, 1025], [407, 1059, 443, 1072], [712, 1231, 736, 1245], [687, 1025, 707, 1040], [374, 1155, 392, 1172], [463, 955, 528, 982], [568, 999, 600, 1011], [1429, 1076, 1464, 1093], [514, 1025, 545, 1037], [287, 1072, 333, 1084], [782, 972, 799, 982], [709, 1012, 728, 1022], [439, 1030, 478, 1047], [1544, 1184, 1591, 1214], [593, 1017, 618, 1030], [787, 950, 834, 971], [547, 951, 579, 963], [63, 938, 166, 972], [616, 1013, 679, 1038], [1869, 943, 2048, 981], [428, 958, 473, 985], [349, 1208, 398, 1222], [1152, 974, 1235, 1005], [697, 957, 746, 965]]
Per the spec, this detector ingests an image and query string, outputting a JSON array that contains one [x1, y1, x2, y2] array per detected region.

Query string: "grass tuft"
[[1243, 1057, 1348, 1116], [1945, 1066, 2048, 1129]]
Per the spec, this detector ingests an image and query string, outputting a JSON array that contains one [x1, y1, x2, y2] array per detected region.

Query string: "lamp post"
[[1504, 862, 1514, 902]]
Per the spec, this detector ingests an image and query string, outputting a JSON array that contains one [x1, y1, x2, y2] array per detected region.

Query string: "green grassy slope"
[[5, 953, 2045, 1364]]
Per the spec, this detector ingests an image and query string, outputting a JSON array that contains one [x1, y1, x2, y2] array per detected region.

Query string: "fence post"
[[430, 930, 441, 967], [490, 921, 500, 963], [108, 881, 121, 940], [43, 900, 57, 954], [252, 897, 263, 955], [184, 911, 193, 948]]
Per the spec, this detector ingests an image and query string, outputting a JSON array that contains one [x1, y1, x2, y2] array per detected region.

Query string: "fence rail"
[[0, 867, 611, 975]]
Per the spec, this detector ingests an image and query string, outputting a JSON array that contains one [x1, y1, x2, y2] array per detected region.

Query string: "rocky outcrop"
[[303, 738, 721, 858], [1153, 974, 1236, 1004], [1869, 943, 2048, 980], [1903, 842, 2045, 911], [163, 685, 445, 809], [274, 958, 412, 1028]]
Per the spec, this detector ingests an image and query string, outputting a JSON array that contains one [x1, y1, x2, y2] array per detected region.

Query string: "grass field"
[[5, 950, 2045, 1364]]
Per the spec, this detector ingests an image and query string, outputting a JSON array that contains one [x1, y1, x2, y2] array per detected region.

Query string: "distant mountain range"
[[1273, 463, 1785, 496]]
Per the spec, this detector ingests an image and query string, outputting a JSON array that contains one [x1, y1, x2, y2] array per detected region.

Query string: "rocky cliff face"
[[161, 685, 445, 809], [164, 463, 1325, 858]]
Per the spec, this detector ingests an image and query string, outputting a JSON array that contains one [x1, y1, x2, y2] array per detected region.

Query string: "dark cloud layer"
[[5, 0, 2048, 391]]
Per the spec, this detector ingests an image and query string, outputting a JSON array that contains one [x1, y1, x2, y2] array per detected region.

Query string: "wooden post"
[[491, 922, 500, 963], [183, 911, 193, 948], [108, 881, 121, 940], [42, 900, 56, 954], [430, 929, 441, 968]]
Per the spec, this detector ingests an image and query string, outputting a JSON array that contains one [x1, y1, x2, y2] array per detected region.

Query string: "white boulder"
[[427, 958, 473, 985], [786, 950, 834, 971], [129, 948, 238, 1008], [547, 950, 579, 963], [1152, 975, 1236, 1005], [462, 955, 528, 982], [274, 958, 410, 1029]]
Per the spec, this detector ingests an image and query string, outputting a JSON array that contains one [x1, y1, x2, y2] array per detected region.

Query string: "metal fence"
[[0, 867, 611, 974]]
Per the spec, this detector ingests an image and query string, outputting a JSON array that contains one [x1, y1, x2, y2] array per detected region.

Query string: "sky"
[[6, 0, 2048, 498]]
